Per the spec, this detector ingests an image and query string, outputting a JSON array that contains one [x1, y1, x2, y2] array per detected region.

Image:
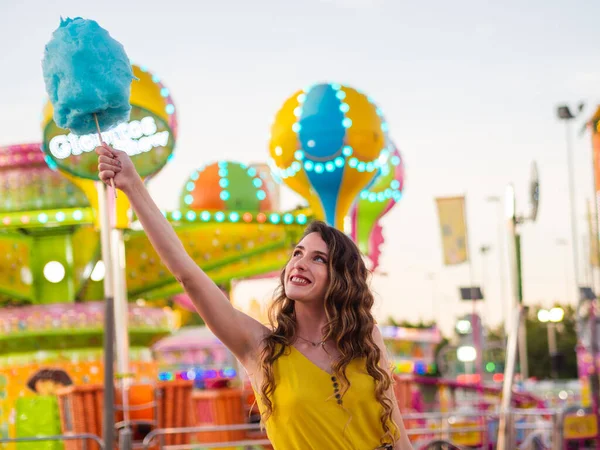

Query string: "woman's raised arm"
[[96, 145, 268, 364]]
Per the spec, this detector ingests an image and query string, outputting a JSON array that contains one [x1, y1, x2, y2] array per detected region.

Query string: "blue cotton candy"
[[42, 17, 135, 135]]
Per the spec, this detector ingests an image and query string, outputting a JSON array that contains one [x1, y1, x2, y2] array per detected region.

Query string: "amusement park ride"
[[1, 61, 599, 449], [0, 66, 418, 448]]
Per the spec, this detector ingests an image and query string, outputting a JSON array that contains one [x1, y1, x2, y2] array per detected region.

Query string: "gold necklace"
[[295, 334, 325, 347]]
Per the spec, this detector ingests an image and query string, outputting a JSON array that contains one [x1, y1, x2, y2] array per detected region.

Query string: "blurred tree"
[[525, 304, 578, 380]]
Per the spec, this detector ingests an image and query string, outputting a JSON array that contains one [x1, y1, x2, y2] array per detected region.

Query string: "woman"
[[96, 145, 413, 450]]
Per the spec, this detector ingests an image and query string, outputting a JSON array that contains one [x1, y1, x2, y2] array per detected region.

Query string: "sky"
[[1, 0, 600, 336]]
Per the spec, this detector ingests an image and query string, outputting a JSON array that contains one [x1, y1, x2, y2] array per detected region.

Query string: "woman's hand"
[[95, 144, 141, 194]]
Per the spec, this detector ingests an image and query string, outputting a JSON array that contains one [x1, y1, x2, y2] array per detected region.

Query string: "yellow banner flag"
[[435, 196, 469, 265], [588, 107, 600, 268]]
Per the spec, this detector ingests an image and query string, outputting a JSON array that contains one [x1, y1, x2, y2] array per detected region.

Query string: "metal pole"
[[480, 245, 490, 331], [589, 300, 600, 446], [496, 201, 508, 340], [497, 306, 523, 450], [548, 323, 557, 379], [505, 184, 528, 379], [487, 197, 509, 339], [551, 408, 564, 450], [565, 120, 581, 296], [515, 233, 529, 379], [547, 323, 557, 356], [112, 228, 132, 450], [111, 228, 131, 389], [465, 197, 484, 385], [96, 182, 115, 450]]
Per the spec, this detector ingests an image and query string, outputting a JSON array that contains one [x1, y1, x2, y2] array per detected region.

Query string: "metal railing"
[[0, 407, 577, 450], [420, 440, 469, 450], [507, 408, 564, 450], [403, 410, 490, 449], [403, 408, 565, 450], [0, 433, 104, 450], [142, 423, 270, 449], [138, 409, 561, 449]]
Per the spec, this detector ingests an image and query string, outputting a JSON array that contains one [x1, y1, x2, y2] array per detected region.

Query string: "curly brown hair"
[[258, 220, 397, 445]]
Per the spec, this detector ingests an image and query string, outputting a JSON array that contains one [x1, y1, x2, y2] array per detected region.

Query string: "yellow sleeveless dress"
[[253, 346, 398, 449]]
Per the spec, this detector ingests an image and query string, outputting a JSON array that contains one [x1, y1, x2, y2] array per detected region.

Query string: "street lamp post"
[[459, 287, 485, 383], [556, 104, 585, 299], [538, 307, 565, 379], [504, 162, 539, 381], [456, 315, 478, 377], [457, 345, 476, 376], [487, 196, 508, 339], [480, 244, 491, 325]]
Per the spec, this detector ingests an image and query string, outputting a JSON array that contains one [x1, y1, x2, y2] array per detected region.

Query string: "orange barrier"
[[115, 383, 155, 423], [55, 380, 195, 449], [56, 385, 104, 450], [192, 388, 247, 443], [155, 380, 194, 446], [393, 376, 413, 412]]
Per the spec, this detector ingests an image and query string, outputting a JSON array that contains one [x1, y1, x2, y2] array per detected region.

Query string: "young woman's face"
[[284, 232, 329, 304]]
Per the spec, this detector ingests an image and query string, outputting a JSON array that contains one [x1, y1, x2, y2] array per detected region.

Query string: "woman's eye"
[[315, 256, 326, 263], [293, 250, 301, 257]]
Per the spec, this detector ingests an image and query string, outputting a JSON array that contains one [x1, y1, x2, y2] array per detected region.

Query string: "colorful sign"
[[41, 65, 177, 181], [43, 105, 174, 180], [563, 413, 598, 439]]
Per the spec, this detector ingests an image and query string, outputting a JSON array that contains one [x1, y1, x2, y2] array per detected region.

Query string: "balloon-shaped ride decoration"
[[269, 83, 389, 229], [180, 161, 273, 213], [350, 144, 404, 269]]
